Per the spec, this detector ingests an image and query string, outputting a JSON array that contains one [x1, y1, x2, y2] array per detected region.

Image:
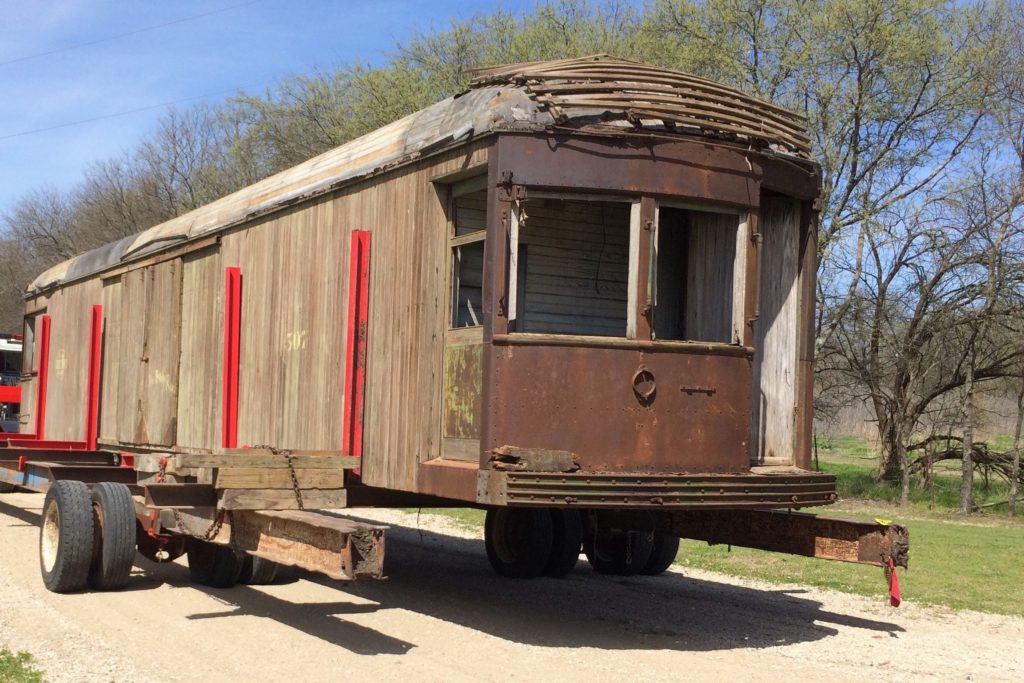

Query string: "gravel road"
[[1, 491, 1021, 682]]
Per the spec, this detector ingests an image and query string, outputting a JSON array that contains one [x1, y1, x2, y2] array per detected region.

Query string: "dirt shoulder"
[[1, 492, 1021, 682]]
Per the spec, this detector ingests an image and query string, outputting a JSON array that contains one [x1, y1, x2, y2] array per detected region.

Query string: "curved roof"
[[29, 55, 811, 294]]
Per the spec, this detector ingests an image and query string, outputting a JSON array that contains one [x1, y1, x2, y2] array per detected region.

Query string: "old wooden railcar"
[[2, 56, 906, 590]]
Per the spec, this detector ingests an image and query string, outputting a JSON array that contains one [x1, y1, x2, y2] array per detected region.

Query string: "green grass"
[[0, 649, 42, 683]]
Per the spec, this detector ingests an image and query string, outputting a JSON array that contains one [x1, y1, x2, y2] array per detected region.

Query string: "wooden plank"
[[177, 248, 221, 449], [179, 453, 355, 469], [232, 510, 385, 580], [441, 436, 481, 461], [140, 260, 183, 446], [214, 468, 344, 489], [219, 488, 348, 510]]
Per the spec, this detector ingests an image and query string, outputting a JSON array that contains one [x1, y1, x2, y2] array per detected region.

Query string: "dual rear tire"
[[484, 508, 582, 579], [39, 480, 136, 593], [186, 540, 282, 588], [484, 507, 679, 579]]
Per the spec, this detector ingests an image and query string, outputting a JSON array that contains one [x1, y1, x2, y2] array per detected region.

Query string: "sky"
[[0, 0, 535, 214]]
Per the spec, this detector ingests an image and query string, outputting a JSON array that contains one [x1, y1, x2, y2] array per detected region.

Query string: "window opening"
[[513, 195, 631, 337], [449, 187, 487, 328], [653, 206, 739, 343]]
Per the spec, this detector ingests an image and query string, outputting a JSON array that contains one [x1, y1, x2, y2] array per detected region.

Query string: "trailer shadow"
[[131, 558, 415, 656], [135, 519, 903, 655], [0, 496, 904, 656], [312, 518, 904, 653]]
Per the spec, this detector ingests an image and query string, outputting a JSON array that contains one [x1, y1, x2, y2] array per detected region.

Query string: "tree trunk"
[[958, 361, 975, 515], [899, 441, 911, 507], [1010, 377, 1023, 518], [877, 416, 903, 482]]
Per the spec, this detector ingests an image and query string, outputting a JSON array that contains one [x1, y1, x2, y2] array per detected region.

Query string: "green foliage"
[[0, 649, 42, 683]]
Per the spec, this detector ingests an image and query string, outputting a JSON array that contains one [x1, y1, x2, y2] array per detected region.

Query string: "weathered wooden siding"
[[39, 281, 101, 441], [190, 144, 488, 491], [176, 248, 223, 449], [216, 200, 347, 452], [751, 196, 800, 464], [18, 142, 488, 495], [115, 262, 182, 446]]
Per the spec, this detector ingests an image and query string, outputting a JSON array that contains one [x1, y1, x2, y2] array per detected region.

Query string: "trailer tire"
[[186, 539, 243, 588], [585, 527, 654, 576], [641, 532, 680, 576], [239, 555, 280, 585], [39, 480, 95, 593], [544, 509, 582, 578], [88, 482, 137, 590], [484, 508, 553, 579]]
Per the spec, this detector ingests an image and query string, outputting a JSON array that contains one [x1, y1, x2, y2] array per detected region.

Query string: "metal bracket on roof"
[[496, 171, 526, 202]]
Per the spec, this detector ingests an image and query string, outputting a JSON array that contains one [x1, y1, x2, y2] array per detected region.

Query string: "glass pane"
[[451, 242, 485, 327], [454, 190, 487, 236]]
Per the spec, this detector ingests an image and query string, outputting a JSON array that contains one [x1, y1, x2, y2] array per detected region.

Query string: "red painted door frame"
[[222, 267, 242, 449], [342, 231, 371, 474], [34, 315, 51, 439], [83, 305, 103, 450]]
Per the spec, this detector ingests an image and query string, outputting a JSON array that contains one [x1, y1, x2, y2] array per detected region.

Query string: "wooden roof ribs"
[[536, 92, 807, 143], [29, 56, 813, 294], [470, 55, 811, 156]]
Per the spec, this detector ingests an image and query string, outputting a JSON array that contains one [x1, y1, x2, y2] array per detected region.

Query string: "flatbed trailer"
[[1, 56, 907, 597]]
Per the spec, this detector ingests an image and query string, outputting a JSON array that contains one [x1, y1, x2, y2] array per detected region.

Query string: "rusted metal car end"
[[669, 509, 909, 568]]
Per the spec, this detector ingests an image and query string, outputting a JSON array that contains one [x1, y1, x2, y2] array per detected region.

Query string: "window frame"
[[446, 175, 488, 331], [505, 190, 641, 339]]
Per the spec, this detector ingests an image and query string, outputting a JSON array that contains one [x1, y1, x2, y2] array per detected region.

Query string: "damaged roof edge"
[[27, 56, 816, 296], [27, 86, 541, 295]]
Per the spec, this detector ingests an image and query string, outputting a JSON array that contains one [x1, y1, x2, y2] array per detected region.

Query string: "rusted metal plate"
[[232, 510, 386, 580], [490, 445, 578, 472], [481, 470, 836, 509], [668, 509, 909, 567], [484, 339, 752, 473], [497, 135, 761, 209], [442, 343, 483, 439]]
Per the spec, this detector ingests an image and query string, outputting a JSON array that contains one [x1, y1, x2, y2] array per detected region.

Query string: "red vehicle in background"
[[0, 334, 22, 433]]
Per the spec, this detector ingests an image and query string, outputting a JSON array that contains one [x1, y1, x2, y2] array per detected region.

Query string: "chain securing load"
[[156, 455, 233, 541]]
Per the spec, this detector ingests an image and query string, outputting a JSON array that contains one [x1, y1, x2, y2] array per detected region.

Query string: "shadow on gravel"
[[316, 519, 905, 653], [1, 497, 904, 656]]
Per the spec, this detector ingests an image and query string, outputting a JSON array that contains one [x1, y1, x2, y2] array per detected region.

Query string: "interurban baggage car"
[[0, 56, 907, 593]]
